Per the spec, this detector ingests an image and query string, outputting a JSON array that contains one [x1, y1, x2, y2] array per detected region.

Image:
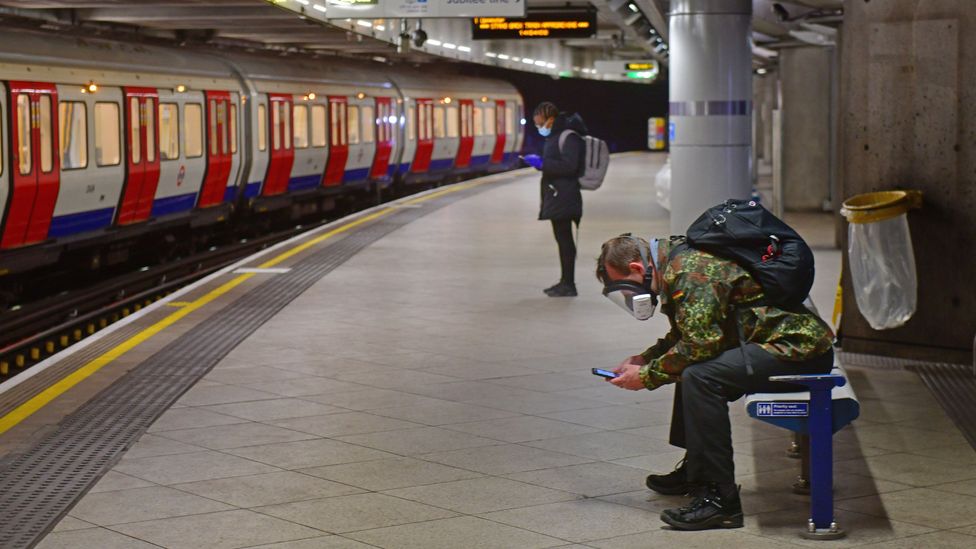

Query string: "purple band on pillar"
[[668, 100, 751, 116]]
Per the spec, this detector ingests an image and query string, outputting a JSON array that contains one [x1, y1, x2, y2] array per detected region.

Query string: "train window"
[[38, 95, 54, 173], [348, 105, 360, 145], [271, 103, 280, 151], [16, 95, 31, 174], [484, 106, 495, 136], [375, 104, 384, 143], [461, 105, 471, 137], [59, 101, 88, 170], [473, 106, 484, 137], [209, 100, 217, 156], [219, 101, 228, 155], [311, 105, 326, 147], [229, 104, 237, 154], [0, 110, 3, 175], [329, 102, 337, 146], [293, 104, 309, 149], [433, 107, 445, 139], [282, 102, 291, 150], [146, 99, 156, 162], [257, 104, 267, 152], [95, 102, 121, 166], [446, 106, 458, 138], [183, 103, 203, 158], [407, 106, 415, 140], [130, 98, 142, 164], [158, 103, 179, 160], [361, 106, 374, 144], [340, 103, 347, 146], [416, 105, 425, 141]]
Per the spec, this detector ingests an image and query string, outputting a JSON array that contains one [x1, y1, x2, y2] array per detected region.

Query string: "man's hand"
[[521, 154, 543, 170], [610, 363, 646, 390]]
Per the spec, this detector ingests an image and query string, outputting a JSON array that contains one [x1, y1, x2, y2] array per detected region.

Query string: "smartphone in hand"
[[591, 368, 618, 379]]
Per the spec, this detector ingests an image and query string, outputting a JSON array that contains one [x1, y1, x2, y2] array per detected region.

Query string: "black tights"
[[551, 218, 579, 285]]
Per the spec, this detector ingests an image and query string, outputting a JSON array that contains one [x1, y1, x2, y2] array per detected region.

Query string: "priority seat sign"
[[755, 402, 809, 417]]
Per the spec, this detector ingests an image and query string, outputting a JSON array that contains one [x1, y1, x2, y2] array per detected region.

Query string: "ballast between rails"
[[0, 227, 304, 378]]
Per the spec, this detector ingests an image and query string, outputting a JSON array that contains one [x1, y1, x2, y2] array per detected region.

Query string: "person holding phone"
[[594, 234, 834, 531], [521, 101, 588, 297]]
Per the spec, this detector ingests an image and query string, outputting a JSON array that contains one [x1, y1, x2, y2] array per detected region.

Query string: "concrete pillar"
[[780, 46, 833, 211], [668, 0, 752, 235]]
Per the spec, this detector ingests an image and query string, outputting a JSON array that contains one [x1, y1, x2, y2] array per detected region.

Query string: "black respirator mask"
[[601, 236, 660, 321]]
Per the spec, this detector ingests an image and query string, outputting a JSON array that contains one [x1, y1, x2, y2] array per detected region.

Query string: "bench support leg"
[[802, 383, 845, 540], [793, 435, 810, 495]]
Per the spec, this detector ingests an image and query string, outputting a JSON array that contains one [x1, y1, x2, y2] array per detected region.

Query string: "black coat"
[[538, 112, 588, 221]]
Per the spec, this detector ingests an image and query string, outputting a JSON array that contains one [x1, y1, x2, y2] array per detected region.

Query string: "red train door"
[[117, 88, 160, 225], [411, 99, 434, 172], [1, 82, 59, 249], [455, 100, 474, 168], [323, 96, 348, 187], [369, 97, 393, 178], [198, 91, 233, 207], [261, 94, 294, 196], [491, 100, 506, 163]]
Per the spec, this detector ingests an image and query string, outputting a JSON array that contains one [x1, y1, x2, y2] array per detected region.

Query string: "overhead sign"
[[321, 0, 526, 19], [594, 59, 660, 82], [471, 9, 596, 39]]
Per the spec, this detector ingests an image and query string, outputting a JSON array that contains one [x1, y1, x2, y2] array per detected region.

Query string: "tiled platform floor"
[[39, 154, 976, 548]]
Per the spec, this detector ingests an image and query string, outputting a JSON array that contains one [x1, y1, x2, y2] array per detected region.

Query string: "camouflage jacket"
[[637, 241, 834, 390]]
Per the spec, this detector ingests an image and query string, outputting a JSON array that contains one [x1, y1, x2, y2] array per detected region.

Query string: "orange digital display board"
[[472, 10, 596, 39]]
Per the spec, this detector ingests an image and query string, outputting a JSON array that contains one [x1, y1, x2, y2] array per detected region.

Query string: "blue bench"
[[745, 364, 860, 540]]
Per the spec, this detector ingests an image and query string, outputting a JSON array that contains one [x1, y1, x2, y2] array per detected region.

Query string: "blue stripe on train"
[[429, 158, 453, 171], [152, 193, 197, 217], [48, 207, 115, 238], [288, 174, 322, 192], [343, 167, 370, 182], [469, 154, 491, 167], [224, 186, 237, 203], [244, 181, 262, 199]]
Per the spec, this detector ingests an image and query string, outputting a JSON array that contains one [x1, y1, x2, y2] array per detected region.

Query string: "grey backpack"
[[559, 129, 610, 190]]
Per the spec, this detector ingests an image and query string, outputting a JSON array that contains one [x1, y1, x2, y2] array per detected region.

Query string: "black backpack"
[[683, 199, 815, 308]]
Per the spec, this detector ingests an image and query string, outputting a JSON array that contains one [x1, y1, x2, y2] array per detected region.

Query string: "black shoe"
[[660, 483, 744, 531], [543, 282, 562, 295], [545, 283, 577, 297], [646, 457, 693, 495]]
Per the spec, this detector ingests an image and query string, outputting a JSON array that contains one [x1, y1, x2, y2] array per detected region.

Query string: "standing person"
[[595, 234, 834, 530], [521, 102, 588, 297]]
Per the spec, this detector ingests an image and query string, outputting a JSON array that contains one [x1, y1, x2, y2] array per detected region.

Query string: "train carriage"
[[0, 27, 524, 287]]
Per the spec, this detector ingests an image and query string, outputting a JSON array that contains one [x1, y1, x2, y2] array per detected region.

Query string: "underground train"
[[0, 28, 525, 286]]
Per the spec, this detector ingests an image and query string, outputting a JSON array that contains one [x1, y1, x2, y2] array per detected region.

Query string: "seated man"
[[597, 234, 834, 531]]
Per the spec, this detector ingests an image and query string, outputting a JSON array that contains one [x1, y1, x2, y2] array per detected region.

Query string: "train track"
[[0, 225, 315, 379]]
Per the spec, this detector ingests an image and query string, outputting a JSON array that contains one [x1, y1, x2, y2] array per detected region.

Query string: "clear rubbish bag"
[[840, 191, 922, 330]]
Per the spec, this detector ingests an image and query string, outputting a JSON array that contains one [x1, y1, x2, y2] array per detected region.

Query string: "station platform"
[[3, 153, 976, 548]]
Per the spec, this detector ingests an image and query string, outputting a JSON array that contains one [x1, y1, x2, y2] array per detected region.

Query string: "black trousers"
[[550, 218, 579, 284], [666, 344, 833, 485]]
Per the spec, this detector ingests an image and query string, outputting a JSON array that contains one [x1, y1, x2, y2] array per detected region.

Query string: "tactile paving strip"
[[908, 362, 976, 451], [842, 351, 976, 451], [0, 182, 498, 549]]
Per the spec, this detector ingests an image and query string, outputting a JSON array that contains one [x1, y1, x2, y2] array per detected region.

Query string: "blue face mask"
[[537, 125, 551, 137]]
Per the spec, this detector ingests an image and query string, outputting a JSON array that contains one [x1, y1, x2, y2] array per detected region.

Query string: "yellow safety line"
[[0, 180, 482, 435]]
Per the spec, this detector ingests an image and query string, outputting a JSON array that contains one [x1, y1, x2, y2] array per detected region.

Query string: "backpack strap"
[[557, 129, 578, 154]]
